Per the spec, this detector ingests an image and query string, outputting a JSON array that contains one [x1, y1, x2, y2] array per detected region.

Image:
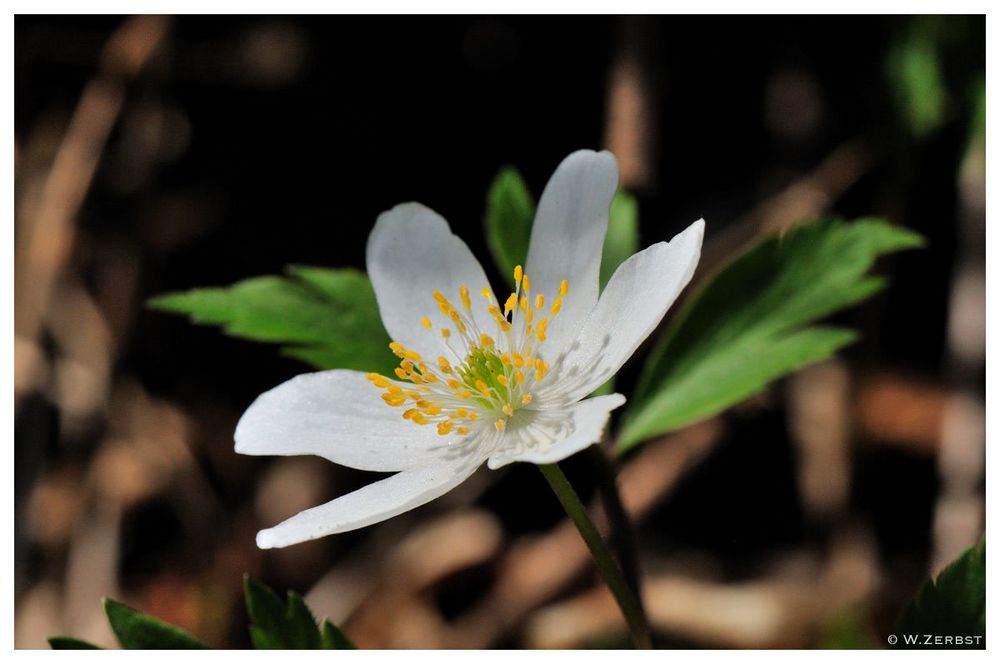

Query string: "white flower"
[[235, 150, 704, 548]]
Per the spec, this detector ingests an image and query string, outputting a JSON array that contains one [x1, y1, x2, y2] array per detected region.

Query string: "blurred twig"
[[15, 15, 171, 406]]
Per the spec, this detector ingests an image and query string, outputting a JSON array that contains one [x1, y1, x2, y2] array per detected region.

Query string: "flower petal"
[[367, 202, 495, 358], [524, 150, 619, 355], [536, 219, 704, 406], [487, 393, 626, 469], [256, 451, 485, 548], [235, 369, 447, 472]]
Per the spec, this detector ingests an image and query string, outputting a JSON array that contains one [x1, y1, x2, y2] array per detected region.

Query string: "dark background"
[[15, 15, 985, 648]]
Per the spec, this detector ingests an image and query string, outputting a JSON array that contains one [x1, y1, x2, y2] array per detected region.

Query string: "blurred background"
[[14, 14, 985, 648]]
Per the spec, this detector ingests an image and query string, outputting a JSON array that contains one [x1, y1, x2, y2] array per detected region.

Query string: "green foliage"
[[49, 578, 354, 650], [485, 166, 536, 284], [103, 598, 209, 649], [819, 606, 877, 649], [601, 190, 640, 289], [483, 165, 640, 290], [47, 637, 102, 649], [244, 576, 355, 649], [893, 539, 985, 648], [886, 22, 948, 138], [149, 267, 396, 375], [617, 218, 924, 452]]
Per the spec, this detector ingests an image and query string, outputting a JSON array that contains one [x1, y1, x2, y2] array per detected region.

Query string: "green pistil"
[[458, 346, 512, 409]]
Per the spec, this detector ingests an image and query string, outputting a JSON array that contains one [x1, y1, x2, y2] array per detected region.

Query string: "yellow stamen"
[[495, 419, 505, 431], [421, 316, 432, 329], [460, 286, 471, 310], [475, 379, 490, 394], [521, 393, 533, 404], [457, 426, 470, 435], [514, 264, 523, 286], [382, 393, 407, 407], [551, 298, 562, 316], [481, 287, 492, 301], [535, 294, 544, 309], [559, 279, 568, 296], [515, 370, 525, 384], [389, 342, 406, 357], [513, 352, 525, 367], [496, 374, 509, 386], [480, 333, 495, 348], [394, 367, 408, 380], [503, 292, 517, 315], [437, 421, 454, 435], [522, 273, 530, 293], [502, 403, 514, 415], [441, 327, 451, 338]]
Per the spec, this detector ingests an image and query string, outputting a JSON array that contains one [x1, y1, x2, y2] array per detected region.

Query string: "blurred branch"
[[15, 15, 171, 404]]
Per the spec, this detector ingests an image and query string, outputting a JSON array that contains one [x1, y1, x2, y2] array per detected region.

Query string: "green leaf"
[[484, 166, 536, 283], [103, 598, 209, 649], [149, 267, 395, 375], [600, 191, 640, 289], [617, 218, 924, 452], [484, 166, 640, 294], [886, 18, 949, 138], [894, 539, 985, 648], [244, 575, 352, 649], [48, 636, 102, 649], [320, 619, 357, 649]]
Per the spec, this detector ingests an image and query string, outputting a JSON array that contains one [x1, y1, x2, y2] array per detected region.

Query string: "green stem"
[[538, 463, 653, 649]]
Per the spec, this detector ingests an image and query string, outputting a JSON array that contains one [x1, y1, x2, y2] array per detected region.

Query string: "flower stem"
[[538, 463, 653, 649]]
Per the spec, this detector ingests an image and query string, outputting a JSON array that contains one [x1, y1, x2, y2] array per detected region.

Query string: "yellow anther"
[[453, 407, 469, 418], [498, 319, 512, 332], [386, 385, 402, 394], [423, 405, 442, 416], [500, 353, 512, 366], [522, 273, 530, 292], [521, 393, 533, 404], [559, 279, 568, 296], [439, 302, 453, 316], [406, 391, 422, 399], [432, 291, 447, 303], [481, 287, 492, 301], [515, 370, 525, 384], [535, 294, 545, 309], [382, 393, 407, 407], [437, 356, 453, 373], [460, 285, 471, 310], [475, 379, 490, 394], [437, 421, 454, 435], [551, 298, 562, 316], [519, 295, 527, 312], [495, 419, 506, 431], [402, 408, 419, 419], [526, 308, 534, 323], [421, 316, 432, 329], [441, 327, 451, 338], [514, 265, 523, 286], [456, 320, 467, 333], [447, 378, 461, 390], [456, 390, 471, 399], [394, 367, 408, 380], [488, 304, 502, 318], [496, 374, 509, 387], [502, 403, 514, 415], [513, 352, 525, 367], [503, 292, 517, 315], [411, 412, 429, 425], [468, 412, 478, 420], [480, 333, 495, 348], [389, 342, 406, 357], [456, 426, 470, 435], [536, 319, 548, 342], [416, 400, 432, 409], [367, 373, 390, 388], [417, 361, 428, 373], [400, 359, 414, 371]]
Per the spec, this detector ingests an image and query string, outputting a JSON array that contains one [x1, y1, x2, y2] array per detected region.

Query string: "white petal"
[[487, 393, 626, 469], [256, 450, 485, 548], [524, 150, 619, 355], [367, 202, 496, 357], [536, 219, 704, 406], [235, 369, 447, 472]]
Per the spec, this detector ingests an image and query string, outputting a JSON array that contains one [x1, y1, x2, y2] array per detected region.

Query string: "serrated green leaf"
[[48, 636, 102, 649], [601, 191, 640, 289], [320, 619, 357, 649], [617, 218, 924, 452], [244, 576, 350, 650], [484, 166, 536, 284], [149, 267, 396, 375], [103, 598, 209, 649], [893, 539, 985, 648]]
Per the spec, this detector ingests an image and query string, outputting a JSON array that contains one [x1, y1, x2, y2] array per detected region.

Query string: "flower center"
[[367, 265, 568, 437]]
